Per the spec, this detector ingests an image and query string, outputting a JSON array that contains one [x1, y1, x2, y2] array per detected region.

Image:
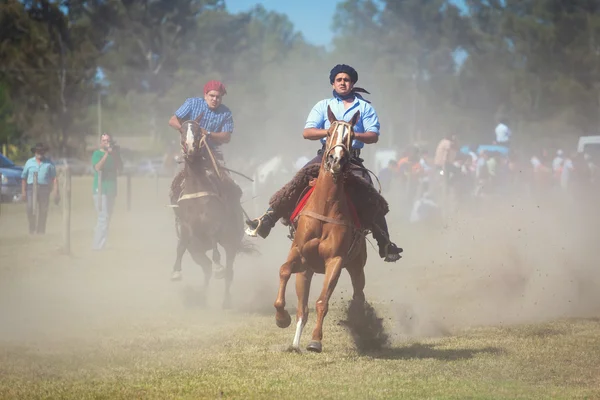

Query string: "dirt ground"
[[0, 175, 599, 399]]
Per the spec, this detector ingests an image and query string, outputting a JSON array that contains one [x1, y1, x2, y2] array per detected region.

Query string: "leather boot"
[[245, 207, 279, 238]]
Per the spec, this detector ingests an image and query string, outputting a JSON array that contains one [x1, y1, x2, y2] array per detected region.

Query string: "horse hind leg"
[[171, 234, 187, 281], [307, 256, 344, 353], [221, 247, 236, 310], [212, 246, 226, 280], [274, 247, 302, 330], [188, 250, 213, 293], [290, 269, 313, 351], [347, 260, 366, 304]]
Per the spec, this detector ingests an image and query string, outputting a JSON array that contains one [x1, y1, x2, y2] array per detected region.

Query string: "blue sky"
[[226, 0, 468, 48]]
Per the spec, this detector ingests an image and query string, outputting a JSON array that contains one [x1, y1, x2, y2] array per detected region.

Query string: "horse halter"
[[324, 120, 354, 177], [179, 119, 223, 180]]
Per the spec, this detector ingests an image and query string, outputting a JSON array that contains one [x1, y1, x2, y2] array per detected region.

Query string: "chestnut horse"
[[171, 115, 246, 309], [274, 106, 368, 353]]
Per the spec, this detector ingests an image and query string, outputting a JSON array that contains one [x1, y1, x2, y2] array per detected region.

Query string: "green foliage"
[[3, 0, 600, 156]]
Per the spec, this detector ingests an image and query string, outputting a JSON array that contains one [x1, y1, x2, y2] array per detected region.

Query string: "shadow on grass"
[[365, 343, 505, 361]]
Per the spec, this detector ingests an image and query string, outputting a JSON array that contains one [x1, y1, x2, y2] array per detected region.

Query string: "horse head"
[[323, 105, 359, 178], [179, 113, 208, 159]]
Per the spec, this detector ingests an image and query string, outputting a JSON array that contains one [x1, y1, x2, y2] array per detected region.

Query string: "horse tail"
[[237, 238, 260, 256]]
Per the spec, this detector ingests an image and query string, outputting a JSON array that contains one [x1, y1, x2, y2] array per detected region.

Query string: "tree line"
[[1, 0, 599, 159]]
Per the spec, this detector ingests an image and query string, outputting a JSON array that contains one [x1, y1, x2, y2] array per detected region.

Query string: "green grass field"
[[0, 176, 599, 399]]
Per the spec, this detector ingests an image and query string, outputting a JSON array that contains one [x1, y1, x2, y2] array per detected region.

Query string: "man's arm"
[[355, 104, 380, 144], [207, 131, 231, 144], [168, 115, 182, 131], [113, 150, 123, 173], [169, 98, 192, 132], [206, 112, 234, 144], [354, 131, 379, 144], [303, 100, 328, 140], [94, 151, 109, 172], [21, 162, 29, 199], [303, 128, 328, 141], [49, 164, 59, 196]]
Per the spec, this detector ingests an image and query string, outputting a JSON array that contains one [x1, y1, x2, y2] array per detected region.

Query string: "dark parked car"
[[0, 153, 23, 202]]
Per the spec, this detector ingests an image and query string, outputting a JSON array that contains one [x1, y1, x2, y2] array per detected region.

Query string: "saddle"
[[270, 164, 389, 230]]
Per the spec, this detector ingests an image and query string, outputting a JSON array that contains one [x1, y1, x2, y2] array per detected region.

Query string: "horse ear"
[[350, 110, 360, 127], [327, 106, 336, 124], [194, 112, 204, 123]]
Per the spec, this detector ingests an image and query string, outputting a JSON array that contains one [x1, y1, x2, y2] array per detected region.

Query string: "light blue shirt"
[[304, 95, 380, 149], [21, 157, 56, 185]]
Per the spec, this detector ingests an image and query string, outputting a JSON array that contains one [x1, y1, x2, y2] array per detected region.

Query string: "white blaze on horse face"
[[185, 123, 194, 154], [330, 122, 347, 171]]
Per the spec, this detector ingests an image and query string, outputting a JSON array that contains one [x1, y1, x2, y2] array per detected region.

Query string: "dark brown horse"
[[274, 106, 368, 353], [171, 115, 246, 309]]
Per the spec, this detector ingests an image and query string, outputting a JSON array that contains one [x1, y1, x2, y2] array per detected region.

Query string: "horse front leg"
[[291, 269, 313, 350], [307, 256, 344, 353], [274, 247, 302, 329]]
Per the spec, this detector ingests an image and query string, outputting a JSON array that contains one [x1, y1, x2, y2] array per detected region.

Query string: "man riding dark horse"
[[168, 80, 242, 211], [245, 64, 403, 262]]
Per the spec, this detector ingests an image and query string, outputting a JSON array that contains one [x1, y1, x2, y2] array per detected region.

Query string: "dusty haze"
[[1, 53, 599, 350]]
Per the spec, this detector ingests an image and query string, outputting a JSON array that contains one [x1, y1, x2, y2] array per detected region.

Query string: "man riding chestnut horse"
[[246, 64, 403, 262]]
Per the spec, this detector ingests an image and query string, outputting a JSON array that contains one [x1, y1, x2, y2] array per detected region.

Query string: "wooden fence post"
[[97, 170, 103, 212], [0, 172, 3, 218], [126, 173, 132, 212], [155, 172, 159, 200], [62, 167, 71, 254], [32, 171, 39, 227]]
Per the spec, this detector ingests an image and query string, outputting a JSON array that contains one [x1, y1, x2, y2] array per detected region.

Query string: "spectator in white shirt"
[[494, 119, 511, 147]]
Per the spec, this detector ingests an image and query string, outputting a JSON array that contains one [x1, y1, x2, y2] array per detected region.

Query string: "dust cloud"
[[1, 52, 599, 351], [376, 192, 600, 339]]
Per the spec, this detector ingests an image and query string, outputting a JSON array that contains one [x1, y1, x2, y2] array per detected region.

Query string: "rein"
[[198, 135, 222, 180], [178, 191, 220, 202], [298, 210, 355, 228]]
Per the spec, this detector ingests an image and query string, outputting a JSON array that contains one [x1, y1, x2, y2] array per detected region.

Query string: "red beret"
[[203, 80, 227, 95]]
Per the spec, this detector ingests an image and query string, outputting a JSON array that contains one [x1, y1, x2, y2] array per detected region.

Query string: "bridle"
[[180, 119, 222, 180], [323, 120, 354, 178]]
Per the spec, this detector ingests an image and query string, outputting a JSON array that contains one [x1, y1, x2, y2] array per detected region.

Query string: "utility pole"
[[410, 72, 418, 145], [97, 91, 102, 138]]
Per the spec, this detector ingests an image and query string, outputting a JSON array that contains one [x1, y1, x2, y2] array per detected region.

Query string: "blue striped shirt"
[[21, 157, 56, 185], [304, 95, 380, 149], [175, 98, 234, 140]]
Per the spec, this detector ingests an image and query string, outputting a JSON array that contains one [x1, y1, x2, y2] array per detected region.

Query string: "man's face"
[[332, 73, 354, 96], [204, 90, 223, 110], [100, 135, 111, 150], [35, 152, 43, 160]]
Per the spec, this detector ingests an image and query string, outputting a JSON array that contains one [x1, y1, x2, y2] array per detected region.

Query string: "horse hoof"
[[276, 311, 291, 328], [286, 345, 302, 353], [171, 271, 182, 281], [306, 341, 322, 353]]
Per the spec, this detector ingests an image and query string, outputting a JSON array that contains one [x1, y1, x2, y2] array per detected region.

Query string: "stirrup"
[[245, 212, 274, 238], [245, 218, 263, 237], [379, 242, 403, 263]]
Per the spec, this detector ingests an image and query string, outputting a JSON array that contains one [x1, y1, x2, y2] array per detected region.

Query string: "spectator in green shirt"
[[92, 133, 122, 250]]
